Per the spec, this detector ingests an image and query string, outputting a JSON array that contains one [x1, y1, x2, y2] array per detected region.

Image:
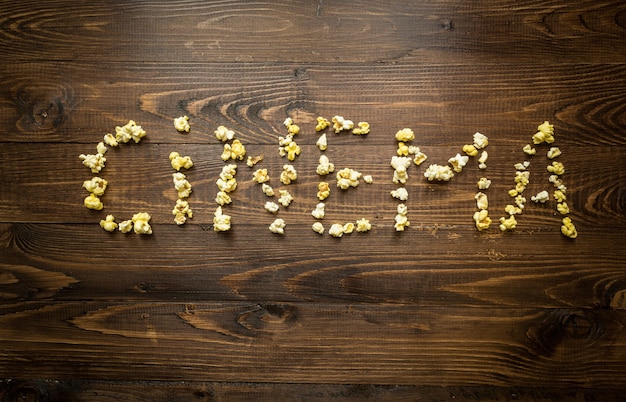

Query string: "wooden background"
[[1, 0, 626, 400]]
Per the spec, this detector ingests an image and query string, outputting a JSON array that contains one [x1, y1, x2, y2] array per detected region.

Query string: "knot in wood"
[[1, 380, 48, 402]]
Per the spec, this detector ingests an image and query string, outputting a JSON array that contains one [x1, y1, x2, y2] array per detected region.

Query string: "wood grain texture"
[[1, 0, 626, 398]]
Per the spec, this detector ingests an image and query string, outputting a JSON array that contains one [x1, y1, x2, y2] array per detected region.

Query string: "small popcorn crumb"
[[269, 218, 286, 234], [99, 215, 117, 232], [174, 116, 190, 133]]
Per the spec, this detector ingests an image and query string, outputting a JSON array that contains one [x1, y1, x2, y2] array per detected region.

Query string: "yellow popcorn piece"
[[172, 172, 192, 198], [395, 128, 415, 142], [557, 202, 570, 215], [515, 170, 530, 185], [103, 133, 118, 147], [213, 206, 231, 232], [280, 164, 298, 185], [504, 204, 522, 215], [533, 121, 555, 144], [215, 191, 232, 206], [336, 168, 362, 189], [547, 147, 561, 159], [215, 125, 235, 142], [561, 216, 577, 238], [96, 141, 108, 155], [329, 223, 345, 238], [269, 218, 286, 234], [499, 215, 517, 231], [278, 189, 293, 207], [547, 161, 565, 175], [169, 151, 193, 171], [477, 177, 491, 190], [83, 177, 108, 196], [172, 199, 193, 225], [352, 122, 370, 135], [316, 155, 335, 176], [222, 139, 247, 161], [463, 144, 478, 156], [355, 218, 372, 232], [514, 195, 526, 209], [79, 153, 106, 173], [397, 141, 410, 156], [312, 222, 325, 234], [311, 203, 325, 219], [284, 140, 301, 161], [315, 116, 331, 132], [115, 120, 146, 144], [252, 168, 270, 184], [448, 153, 469, 173], [413, 151, 427, 166], [216, 177, 237, 193], [473, 209, 492, 231], [332, 116, 354, 133], [118, 220, 133, 233], [174, 115, 190, 133], [131, 212, 152, 234], [247, 155, 264, 167], [317, 182, 330, 200], [287, 124, 300, 136], [84, 193, 104, 210], [523, 144, 536, 155], [343, 222, 355, 234], [99, 215, 117, 232], [394, 203, 410, 231], [554, 189, 567, 202]]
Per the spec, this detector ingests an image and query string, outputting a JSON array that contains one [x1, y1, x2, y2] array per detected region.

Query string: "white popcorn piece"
[[173, 172, 192, 198], [312, 222, 325, 234], [79, 153, 106, 173], [477, 177, 491, 190], [269, 218, 286, 234], [83, 177, 108, 196], [280, 164, 298, 185], [355, 218, 372, 232], [213, 206, 231, 232], [478, 150, 488, 169], [423, 164, 454, 182], [331, 116, 354, 133], [343, 222, 355, 234], [174, 115, 190, 133], [329, 223, 345, 238], [390, 156, 412, 185], [514, 161, 531, 171], [475, 192, 489, 210], [363, 175, 373, 184], [394, 203, 410, 231], [96, 142, 107, 155], [118, 219, 133, 233], [448, 153, 469, 173], [390, 187, 409, 201], [547, 147, 562, 159], [531, 190, 550, 203], [264, 201, 280, 214], [523, 144, 537, 155], [115, 120, 146, 144], [215, 125, 235, 142], [103, 133, 118, 147], [316, 154, 335, 176], [336, 168, 362, 189], [311, 203, 325, 219], [316, 133, 328, 151], [261, 183, 275, 197], [277, 189, 293, 207], [473, 132, 489, 149], [131, 212, 152, 235]]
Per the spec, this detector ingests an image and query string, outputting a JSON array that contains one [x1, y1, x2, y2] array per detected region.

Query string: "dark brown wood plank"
[[1, 223, 624, 308], [1, 62, 626, 146], [0, 1, 625, 64], [0, 301, 625, 386], [2, 379, 625, 402]]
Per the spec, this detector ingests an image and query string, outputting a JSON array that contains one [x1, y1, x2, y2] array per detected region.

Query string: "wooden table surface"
[[1, 1, 626, 400]]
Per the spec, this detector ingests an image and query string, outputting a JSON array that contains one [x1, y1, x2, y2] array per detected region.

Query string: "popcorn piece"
[[99, 215, 117, 232], [282, 139, 301, 161], [473, 132, 489, 149], [504, 204, 523, 215], [215, 191, 232, 206], [515, 195, 526, 209], [473, 209, 492, 231], [499, 215, 517, 231], [557, 202, 570, 215], [553, 189, 567, 203], [547, 161, 565, 175], [247, 155, 264, 167], [336, 168, 362, 189], [391, 187, 408, 201], [316, 155, 335, 176], [262, 183, 274, 197], [131, 212, 152, 235], [83, 177, 108, 196], [316, 133, 328, 151], [463, 144, 478, 157], [332, 116, 354, 133], [287, 124, 300, 136], [172, 199, 193, 225], [103, 133, 118, 147], [523, 144, 537, 155], [278, 189, 293, 207], [477, 177, 491, 190], [96, 142, 108, 155], [515, 171, 531, 186], [169, 152, 193, 171], [424, 164, 454, 182], [79, 153, 106, 173], [448, 153, 469, 173], [174, 115, 190, 133], [213, 206, 231, 232], [394, 203, 410, 231], [515, 161, 530, 171], [118, 220, 133, 233], [363, 175, 373, 184], [84, 193, 104, 210], [173, 172, 192, 198], [355, 218, 372, 232], [252, 168, 270, 184], [283, 117, 293, 127], [478, 151, 488, 169], [547, 147, 561, 159], [329, 223, 345, 238], [311, 203, 325, 219], [312, 222, 325, 234], [115, 120, 146, 144], [391, 156, 412, 184], [395, 128, 415, 142], [265, 201, 280, 214], [280, 164, 298, 185], [216, 177, 237, 193], [413, 150, 428, 166], [549, 175, 567, 192], [315, 117, 331, 132], [343, 222, 355, 234], [317, 182, 330, 200], [475, 192, 488, 210], [397, 141, 410, 156], [531, 190, 549, 203], [269, 218, 286, 234], [352, 122, 370, 135], [222, 139, 247, 161], [561, 217, 577, 238], [532, 121, 555, 144], [220, 164, 238, 181], [215, 126, 235, 142]]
